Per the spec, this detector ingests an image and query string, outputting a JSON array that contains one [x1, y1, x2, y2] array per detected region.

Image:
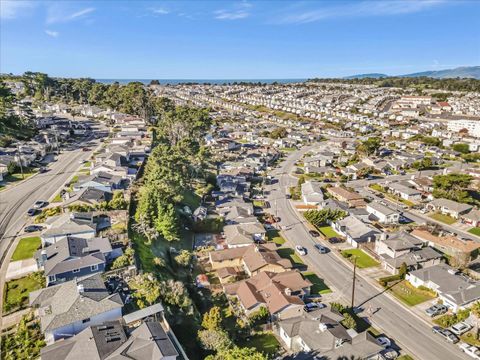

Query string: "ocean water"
[[96, 78, 306, 85]]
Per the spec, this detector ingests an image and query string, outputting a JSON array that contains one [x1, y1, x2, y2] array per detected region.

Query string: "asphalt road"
[[266, 150, 469, 360], [0, 122, 106, 329]]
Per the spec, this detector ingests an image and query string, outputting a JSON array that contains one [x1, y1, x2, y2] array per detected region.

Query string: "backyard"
[[386, 280, 436, 306], [11, 237, 41, 261], [341, 249, 379, 268], [429, 213, 456, 225], [302, 271, 331, 295], [3, 272, 45, 314], [237, 332, 280, 356]]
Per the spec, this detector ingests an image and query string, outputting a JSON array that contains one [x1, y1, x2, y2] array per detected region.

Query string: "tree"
[[432, 173, 473, 204], [111, 247, 135, 269], [341, 313, 357, 329], [109, 190, 128, 210], [399, 262, 408, 279], [269, 127, 287, 139], [201, 306, 223, 331], [198, 329, 232, 351], [304, 208, 347, 227], [248, 306, 269, 325], [2, 312, 45, 360], [174, 250, 192, 267], [358, 137, 381, 155], [452, 143, 470, 154], [205, 346, 268, 360], [155, 203, 179, 241], [159, 279, 192, 309], [128, 273, 161, 308]]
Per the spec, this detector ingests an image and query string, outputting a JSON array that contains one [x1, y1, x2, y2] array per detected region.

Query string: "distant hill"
[[402, 66, 480, 79], [343, 73, 387, 79], [345, 66, 480, 80]]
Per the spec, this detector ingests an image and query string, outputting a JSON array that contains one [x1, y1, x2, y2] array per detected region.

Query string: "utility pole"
[[16, 144, 25, 180], [351, 256, 357, 310]]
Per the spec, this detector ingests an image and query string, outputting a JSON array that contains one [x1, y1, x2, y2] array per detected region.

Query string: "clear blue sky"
[[1, 0, 479, 79]]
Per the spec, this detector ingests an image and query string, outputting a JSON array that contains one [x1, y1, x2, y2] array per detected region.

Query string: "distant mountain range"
[[345, 66, 480, 80]]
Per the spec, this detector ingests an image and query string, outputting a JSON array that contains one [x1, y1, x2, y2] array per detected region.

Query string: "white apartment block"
[[447, 119, 480, 138]]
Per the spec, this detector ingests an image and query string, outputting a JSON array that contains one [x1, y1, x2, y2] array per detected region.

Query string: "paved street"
[[0, 122, 105, 329], [266, 149, 469, 360]]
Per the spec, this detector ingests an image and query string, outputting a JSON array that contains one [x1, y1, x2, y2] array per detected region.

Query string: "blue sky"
[[1, 0, 479, 79]]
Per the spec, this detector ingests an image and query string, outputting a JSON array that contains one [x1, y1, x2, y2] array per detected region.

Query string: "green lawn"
[[369, 184, 385, 192], [277, 248, 304, 266], [302, 272, 331, 294], [318, 226, 340, 239], [11, 237, 41, 261], [429, 213, 456, 225], [397, 355, 415, 360], [3, 168, 37, 184], [387, 280, 436, 307], [461, 331, 480, 347], [468, 227, 480, 237], [237, 332, 280, 356], [341, 249, 379, 268], [3, 272, 45, 314], [266, 230, 286, 245]]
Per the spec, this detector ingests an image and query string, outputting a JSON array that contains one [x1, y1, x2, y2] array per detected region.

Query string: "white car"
[[295, 245, 307, 256], [376, 336, 391, 349], [451, 322, 472, 336], [459, 343, 480, 359]]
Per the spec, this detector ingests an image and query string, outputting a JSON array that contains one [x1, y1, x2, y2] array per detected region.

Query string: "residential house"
[[387, 182, 422, 202], [374, 232, 442, 274], [301, 181, 324, 206], [40, 320, 178, 360], [41, 213, 97, 246], [209, 243, 291, 277], [411, 229, 480, 263], [326, 186, 366, 208], [223, 223, 266, 248], [462, 209, 480, 227], [62, 188, 112, 210], [73, 172, 124, 193], [427, 198, 473, 219], [35, 236, 117, 286], [278, 306, 383, 359], [407, 264, 480, 312], [366, 202, 400, 224], [224, 271, 312, 320], [333, 215, 380, 248], [30, 274, 123, 344]]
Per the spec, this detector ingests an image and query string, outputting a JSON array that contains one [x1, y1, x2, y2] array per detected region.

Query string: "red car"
[[82, 147, 90, 151]]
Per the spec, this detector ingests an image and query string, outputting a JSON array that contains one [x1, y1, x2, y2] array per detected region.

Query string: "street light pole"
[[16, 144, 25, 180], [351, 256, 357, 309]]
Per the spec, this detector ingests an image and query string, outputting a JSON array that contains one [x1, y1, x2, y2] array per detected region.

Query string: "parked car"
[[314, 244, 328, 254], [432, 326, 459, 344], [450, 322, 472, 336], [272, 216, 281, 223], [376, 336, 391, 349], [295, 245, 307, 256], [309, 230, 320, 237], [285, 194, 291, 199], [459, 343, 480, 359], [82, 147, 90, 151], [27, 208, 37, 216], [304, 302, 326, 312], [39, 167, 48, 173], [425, 304, 448, 317], [24, 225, 43, 233], [328, 237, 342, 244], [33, 200, 48, 209]]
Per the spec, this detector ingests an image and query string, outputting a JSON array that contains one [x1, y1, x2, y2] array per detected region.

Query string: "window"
[[48, 275, 56, 283], [90, 264, 99, 272], [82, 318, 90, 324], [72, 269, 80, 273]]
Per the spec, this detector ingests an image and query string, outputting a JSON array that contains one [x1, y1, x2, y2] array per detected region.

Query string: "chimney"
[[284, 288, 292, 296], [77, 283, 85, 295], [319, 323, 328, 332]]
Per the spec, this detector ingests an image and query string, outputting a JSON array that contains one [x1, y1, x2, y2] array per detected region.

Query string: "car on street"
[[24, 225, 43, 233], [27, 208, 38, 216], [314, 244, 328, 254], [285, 194, 291, 199], [39, 167, 48, 173], [309, 230, 320, 237], [82, 147, 90, 151], [33, 200, 48, 209], [450, 322, 472, 336], [425, 304, 448, 317], [458, 343, 480, 359], [432, 326, 459, 344], [304, 302, 326, 312], [376, 336, 391, 349], [328, 237, 342, 244], [295, 245, 307, 256], [78, 159, 87, 164]]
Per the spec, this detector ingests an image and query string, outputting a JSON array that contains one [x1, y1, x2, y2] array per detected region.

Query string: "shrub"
[[378, 274, 402, 287]]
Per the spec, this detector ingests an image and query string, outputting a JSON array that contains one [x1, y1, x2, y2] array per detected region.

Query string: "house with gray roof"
[[40, 320, 179, 360], [428, 198, 473, 219], [301, 181, 324, 206], [278, 305, 382, 358], [30, 274, 123, 344], [366, 202, 400, 224], [332, 215, 380, 248], [41, 213, 97, 246], [407, 264, 480, 312], [35, 236, 116, 286]]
